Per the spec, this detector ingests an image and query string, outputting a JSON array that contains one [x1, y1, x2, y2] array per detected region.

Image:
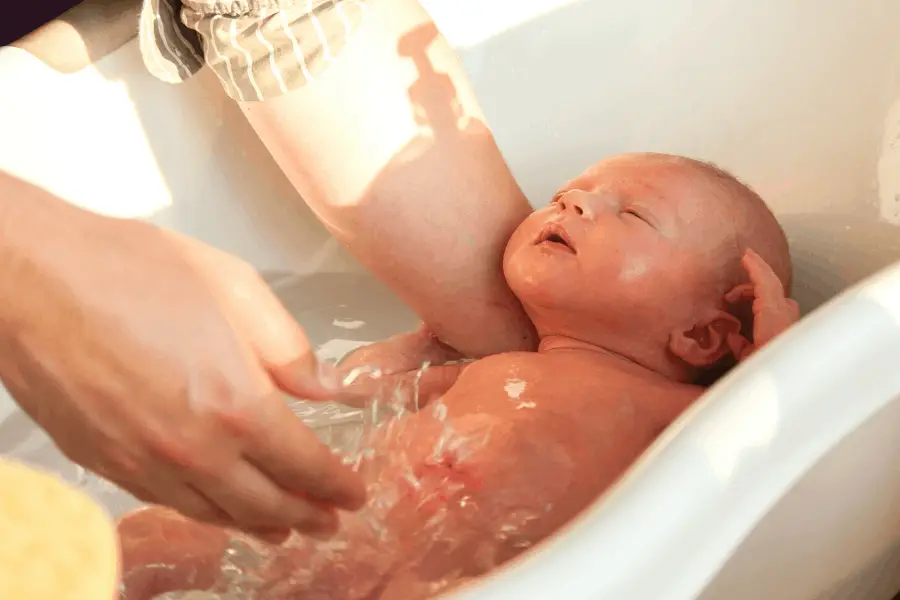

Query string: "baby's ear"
[[668, 310, 742, 368]]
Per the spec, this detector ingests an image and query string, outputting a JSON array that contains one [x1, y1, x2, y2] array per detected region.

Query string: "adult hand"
[[0, 173, 365, 535]]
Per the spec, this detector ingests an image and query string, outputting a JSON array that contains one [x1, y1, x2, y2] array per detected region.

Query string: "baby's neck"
[[537, 334, 684, 382]]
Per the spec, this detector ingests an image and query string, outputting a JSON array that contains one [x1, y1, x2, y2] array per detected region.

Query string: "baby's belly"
[[363, 407, 606, 585]]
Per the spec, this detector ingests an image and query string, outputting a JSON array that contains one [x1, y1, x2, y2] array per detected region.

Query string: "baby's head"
[[503, 152, 791, 382]]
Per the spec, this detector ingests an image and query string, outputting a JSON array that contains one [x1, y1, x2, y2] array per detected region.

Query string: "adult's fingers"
[[98, 470, 159, 506], [245, 527, 293, 545], [244, 396, 366, 511], [190, 457, 339, 533], [128, 470, 232, 526], [268, 352, 343, 402], [235, 281, 341, 401]]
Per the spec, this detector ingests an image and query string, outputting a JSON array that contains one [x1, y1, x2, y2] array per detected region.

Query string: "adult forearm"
[[0, 171, 89, 324], [239, 0, 537, 357], [0, 171, 50, 320], [0, 168, 367, 532], [0, 170, 27, 276]]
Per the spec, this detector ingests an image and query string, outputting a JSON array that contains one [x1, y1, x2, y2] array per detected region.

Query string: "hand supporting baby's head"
[[503, 152, 793, 383]]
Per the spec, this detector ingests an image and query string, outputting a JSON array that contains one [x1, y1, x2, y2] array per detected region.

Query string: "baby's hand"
[[337, 328, 467, 408], [724, 249, 800, 362], [339, 327, 463, 375]]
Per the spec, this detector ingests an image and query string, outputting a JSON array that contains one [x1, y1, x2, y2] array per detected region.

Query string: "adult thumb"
[[236, 283, 342, 401], [268, 352, 343, 401]]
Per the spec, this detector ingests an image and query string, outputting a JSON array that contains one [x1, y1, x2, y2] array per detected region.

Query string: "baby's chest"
[[441, 354, 675, 480], [445, 354, 650, 427], [375, 357, 679, 556]]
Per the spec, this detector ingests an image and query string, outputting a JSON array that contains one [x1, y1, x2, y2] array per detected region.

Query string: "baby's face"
[[504, 154, 734, 338]]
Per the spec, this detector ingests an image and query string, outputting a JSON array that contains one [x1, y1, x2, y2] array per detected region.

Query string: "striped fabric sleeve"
[[138, 0, 369, 101]]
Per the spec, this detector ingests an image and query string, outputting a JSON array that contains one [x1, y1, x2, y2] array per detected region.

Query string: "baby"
[[117, 152, 799, 600]]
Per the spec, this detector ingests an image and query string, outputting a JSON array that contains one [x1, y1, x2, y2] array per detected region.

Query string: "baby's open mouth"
[[536, 225, 576, 254]]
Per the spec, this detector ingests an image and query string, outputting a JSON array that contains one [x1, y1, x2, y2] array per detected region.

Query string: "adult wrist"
[[0, 171, 87, 324], [0, 170, 25, 301]]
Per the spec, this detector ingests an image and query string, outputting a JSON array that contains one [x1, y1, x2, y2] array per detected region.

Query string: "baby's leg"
[[116, 411, 590, 600], [338, 410, 592, 597], [117, 507, 229, 600], [219, 415, 501, 600], [116, 508, 397, 600]]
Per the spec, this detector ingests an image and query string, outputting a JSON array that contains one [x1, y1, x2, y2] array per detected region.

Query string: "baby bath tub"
[[2, 0, 900, 598]]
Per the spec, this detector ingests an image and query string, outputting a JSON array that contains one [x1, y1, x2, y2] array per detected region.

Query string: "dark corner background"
[[0, 1, 83, 47]]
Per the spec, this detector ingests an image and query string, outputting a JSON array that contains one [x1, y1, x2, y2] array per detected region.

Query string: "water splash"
[[141, 355, 565, 600], [146, 360, 490, 600], [332, 319, 366, 330], [504, 378, 535, 410], [503, 378, 526, 400], [72, 464, 122, 497]]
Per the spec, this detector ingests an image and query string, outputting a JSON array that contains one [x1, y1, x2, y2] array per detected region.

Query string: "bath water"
[[129, 362, 520, 600]]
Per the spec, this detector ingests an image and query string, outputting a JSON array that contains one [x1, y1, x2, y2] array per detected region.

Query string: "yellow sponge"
[[0, 459, 119, 600]]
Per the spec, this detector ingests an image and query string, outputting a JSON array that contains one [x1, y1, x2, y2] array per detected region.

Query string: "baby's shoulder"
[[458, 351, 549, 381], [460, 351, 700, 421]]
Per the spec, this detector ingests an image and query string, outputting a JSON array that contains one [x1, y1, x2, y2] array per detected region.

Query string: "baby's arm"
[[117, 411, 578, 600], [264, 408, 575, 599]]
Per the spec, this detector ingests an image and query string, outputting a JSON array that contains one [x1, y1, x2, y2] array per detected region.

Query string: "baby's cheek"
[[617, 254, 651, 283], [507, 213, 544, 251]]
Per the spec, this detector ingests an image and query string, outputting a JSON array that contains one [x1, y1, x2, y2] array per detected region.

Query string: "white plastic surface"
[[2, 1, 900, 599]]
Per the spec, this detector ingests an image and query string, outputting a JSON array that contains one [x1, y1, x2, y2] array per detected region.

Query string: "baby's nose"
[[558, 190, 597, 219]]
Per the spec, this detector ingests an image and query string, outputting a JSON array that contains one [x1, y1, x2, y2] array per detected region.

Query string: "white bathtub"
[[2, 1, 900, 599]]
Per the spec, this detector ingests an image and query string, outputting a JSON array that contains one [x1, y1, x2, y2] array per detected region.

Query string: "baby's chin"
[[504, 258, 547, 301], [505, 272, 570, 318]]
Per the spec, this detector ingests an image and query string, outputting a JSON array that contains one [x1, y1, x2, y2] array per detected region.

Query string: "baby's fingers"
[[724, 283, 754, 304], [785, 298, 801, 322], [742, 249, 787, 306], [727, 333, 754, 362], [752, 295, 800, 326]]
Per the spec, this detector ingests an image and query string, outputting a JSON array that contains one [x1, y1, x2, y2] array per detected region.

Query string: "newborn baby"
[[118, 153, 799, 600]]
